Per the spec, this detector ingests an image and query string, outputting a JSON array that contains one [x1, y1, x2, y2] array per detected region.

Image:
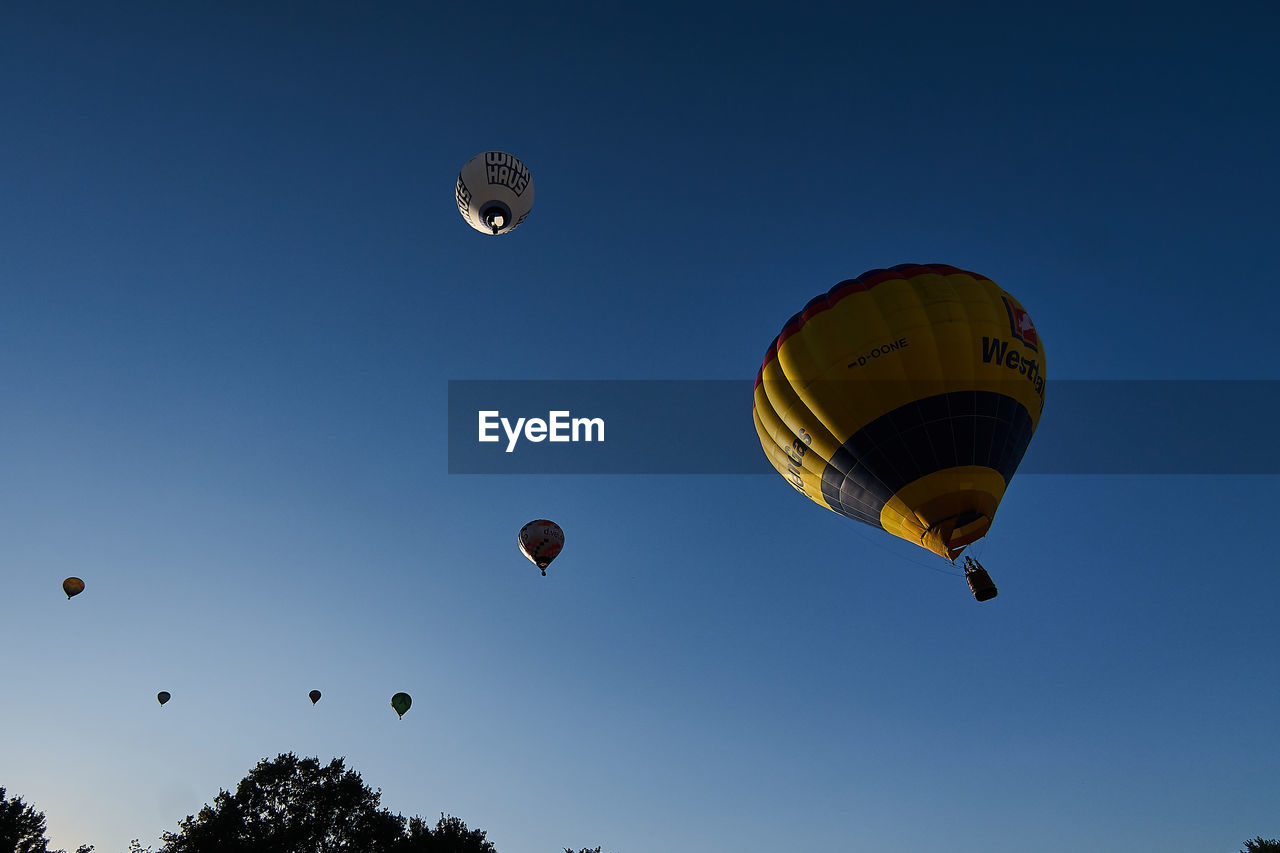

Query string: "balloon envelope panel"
[[753, 264, 1046, 559]]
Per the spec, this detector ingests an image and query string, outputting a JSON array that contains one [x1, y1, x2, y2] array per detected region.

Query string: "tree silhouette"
[[154, 753, 493, 853], [0, 786, 94, 853], [402, 814, 495, 853], [1242, 838, 1280, 853], [158, 754, 403, 853]]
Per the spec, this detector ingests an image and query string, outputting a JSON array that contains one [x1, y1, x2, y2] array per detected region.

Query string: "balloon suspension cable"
[[967, 524, 991, 562], [846, 524, 965, 578]]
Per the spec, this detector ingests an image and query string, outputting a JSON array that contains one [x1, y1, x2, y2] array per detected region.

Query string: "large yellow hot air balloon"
[[753, 264, 1046, 596]]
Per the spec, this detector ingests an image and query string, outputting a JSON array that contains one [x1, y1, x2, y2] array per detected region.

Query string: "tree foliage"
[[155, 753, 493, 853], [1243, 838, 1280, 853], [402, 814, 495, 853], [0, 786, 94, 853], [158, 754, 402, 853]]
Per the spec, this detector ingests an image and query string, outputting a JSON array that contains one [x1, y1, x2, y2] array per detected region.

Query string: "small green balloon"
[[391, 692, 412, 719]]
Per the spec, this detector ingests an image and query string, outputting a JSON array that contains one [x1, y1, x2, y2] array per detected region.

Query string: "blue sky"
[[2, 3, 1278, 852]]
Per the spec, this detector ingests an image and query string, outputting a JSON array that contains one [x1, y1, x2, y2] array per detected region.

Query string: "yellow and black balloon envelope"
[[753, 264, 1046, 561], [62, 577, 85, 599]]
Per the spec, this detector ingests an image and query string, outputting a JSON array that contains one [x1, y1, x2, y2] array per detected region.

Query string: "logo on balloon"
[[1003, 296, 1039, 351], [484, 151, 531, 195]]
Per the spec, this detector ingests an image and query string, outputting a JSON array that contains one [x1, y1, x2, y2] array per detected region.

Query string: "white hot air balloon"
[[455, 151, 534, 235]]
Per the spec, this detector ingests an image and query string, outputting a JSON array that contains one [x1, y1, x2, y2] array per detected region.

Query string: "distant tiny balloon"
[[309, 690, 322, 705], [157, 691, 171, 706], [391, 692, 412, 719], [62, 577, 85, 599], [518, 520, 564, 576], [455, 151, 534, 236]]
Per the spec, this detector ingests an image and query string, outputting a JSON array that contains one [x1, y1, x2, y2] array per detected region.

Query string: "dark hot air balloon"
[[518, 520, 564, 576]]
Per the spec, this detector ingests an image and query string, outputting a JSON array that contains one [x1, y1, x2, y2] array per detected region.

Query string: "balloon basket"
[[965, 566, 998, 602]]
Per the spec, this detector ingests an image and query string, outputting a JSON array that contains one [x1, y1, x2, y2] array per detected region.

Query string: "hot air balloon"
[[62, 577, 85, 599], [518, 520, 564, 576], [391, 692, 412, 719], [455, 151, 534, 235], [753, 264, 1047, 601], [157, 691, 171, 706], [309, 690, 322, 705]]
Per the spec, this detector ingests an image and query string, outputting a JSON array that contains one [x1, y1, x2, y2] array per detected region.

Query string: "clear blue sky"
[[2, 3, 1278, 852]]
